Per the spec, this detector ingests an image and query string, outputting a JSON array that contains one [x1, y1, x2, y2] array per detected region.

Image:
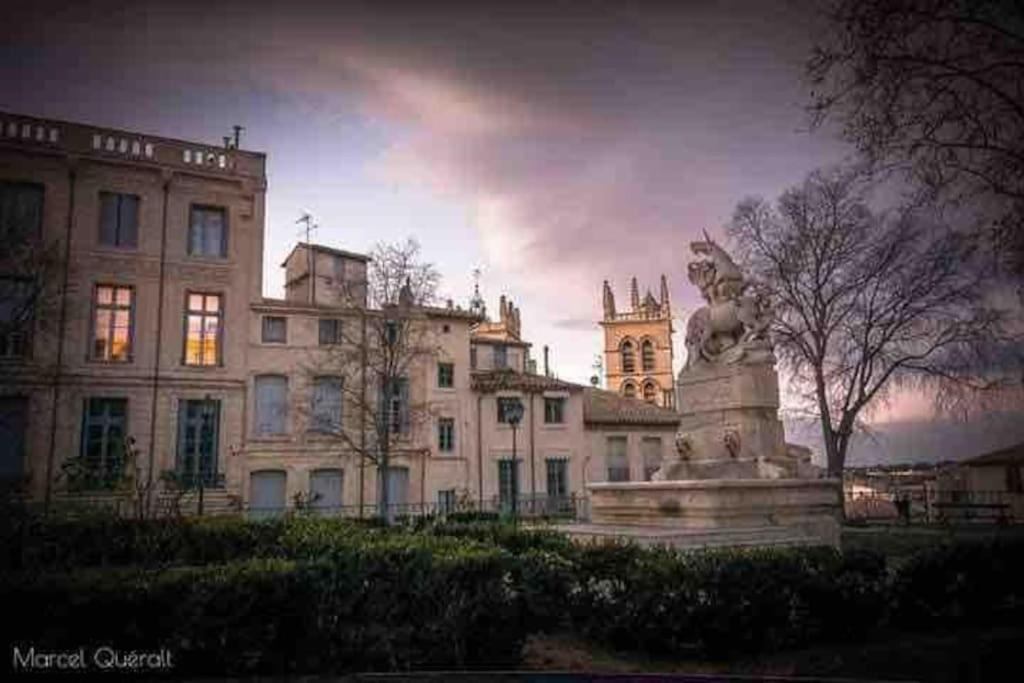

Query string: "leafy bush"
[[1, 543, 527, 675], [892, 538, 1024, 627]]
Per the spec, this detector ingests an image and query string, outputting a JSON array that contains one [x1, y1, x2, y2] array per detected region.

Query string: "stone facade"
[[1, 111, 680, 516], [600, 276, 675, 407]]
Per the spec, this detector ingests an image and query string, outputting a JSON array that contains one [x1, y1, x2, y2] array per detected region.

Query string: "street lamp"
[[505, 397, 525, 523]]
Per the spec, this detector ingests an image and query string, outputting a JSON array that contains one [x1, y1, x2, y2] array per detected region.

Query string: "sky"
[[3, 0, 1021, 462]]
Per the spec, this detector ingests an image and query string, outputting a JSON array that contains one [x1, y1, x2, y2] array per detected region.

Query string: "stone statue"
[[684, 230, 773, 369]]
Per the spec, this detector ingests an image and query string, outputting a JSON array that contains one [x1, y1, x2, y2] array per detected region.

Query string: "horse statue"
[[684, 231, 773, 368]]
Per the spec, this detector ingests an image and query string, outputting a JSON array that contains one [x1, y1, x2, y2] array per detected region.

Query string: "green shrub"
[[892, 539, 1024, 627], [1, 542, 528, 675]]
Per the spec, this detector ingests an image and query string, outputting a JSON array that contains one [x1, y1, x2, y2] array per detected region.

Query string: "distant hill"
[[784, 410, 1024, 468]]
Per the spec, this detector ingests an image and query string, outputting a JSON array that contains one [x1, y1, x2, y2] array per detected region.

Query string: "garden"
[[2, 511, 1023, 678]]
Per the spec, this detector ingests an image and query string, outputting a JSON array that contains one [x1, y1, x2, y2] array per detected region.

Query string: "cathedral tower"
[[600, 275, 675, 408]]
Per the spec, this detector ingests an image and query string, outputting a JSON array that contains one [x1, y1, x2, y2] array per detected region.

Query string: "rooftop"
[[471, 369, 581, 393], [282, 242, 372, 267], [0, 110, 265, 180], [583, 387, 681, 427], [963, 442, 1024, 467]]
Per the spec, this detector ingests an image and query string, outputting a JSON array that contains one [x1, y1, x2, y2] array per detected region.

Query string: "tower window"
[[621, 340, 635, 374], [641, 339, 655, 372], [622, 382, 636, 399], [642, 381, 657, 403]]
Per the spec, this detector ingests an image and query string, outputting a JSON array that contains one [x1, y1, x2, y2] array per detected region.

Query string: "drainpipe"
[[529, 393, 536, 504], [43, 164, 77, 514], [476, 394, 483, 507], [146, 172, 172, 494]]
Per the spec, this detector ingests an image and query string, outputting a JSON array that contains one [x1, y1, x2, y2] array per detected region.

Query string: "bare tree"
[[303, 238, 441, 522], [729, 168, 1014, 476], [807, 0, 1024, 281]]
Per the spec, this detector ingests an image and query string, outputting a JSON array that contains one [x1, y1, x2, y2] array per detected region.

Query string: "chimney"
[[543, 345, 550, 376], [630, 276, 640, 310]]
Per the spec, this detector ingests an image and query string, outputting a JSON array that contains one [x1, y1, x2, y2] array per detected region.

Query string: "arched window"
[[621, 340, 636, 374], [643, 381, 657, 403], [622, 382, 637, 399], [641, 339, 655, 372]]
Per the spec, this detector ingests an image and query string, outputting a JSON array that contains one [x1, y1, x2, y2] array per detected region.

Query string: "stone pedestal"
[[563, 478, 842, 550]]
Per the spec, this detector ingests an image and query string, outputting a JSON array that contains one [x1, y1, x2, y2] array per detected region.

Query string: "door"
[[0, 397, 27, 484], [177, 399, 220, 486], [250, 470, 286, 519], [309, 469, 343, 514], [386, 466, 409, 513], [498, 459, 520, 513]]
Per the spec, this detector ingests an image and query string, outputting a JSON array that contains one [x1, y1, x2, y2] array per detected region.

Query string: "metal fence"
[[246, 493, 591, 523], [845, 489, 1024, 524]]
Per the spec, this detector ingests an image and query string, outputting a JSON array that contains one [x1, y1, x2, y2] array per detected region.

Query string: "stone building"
[[1, 110, 680, 517], [600, 276, 675, 407], [0, 111, 266, 512]]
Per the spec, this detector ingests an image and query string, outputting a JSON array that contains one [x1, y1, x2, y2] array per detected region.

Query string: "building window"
[[497, 396, 522, 424], [544, 397, 565, 424], [92, 284, 134, 362], [438, 417, 455, 452], [642, 437, 663, 481], [184, 292, 222, 366], [188, 205, 227, 257], [310, 376, 343, 434], [621, 340, 636, 374], [379, 377, 409, 435], [438, 488, 457, 514], [176, 399, 220, 486], [0, 181, 44, 242], [622, 382, 636, 399], [493, 344, 508, 369], [80, 397, 127, 486], [98, 192, 138, 248], [641, 339, 655, 372], [254, 375, 288, 436], [662, 390, 674, 408], [606, 436, 630, 482], [498, 459, 520, 511], [437, 362, 454, 388], [319, 318, 343, 345], [642, 381, 657, 403], [470, 346, 477, 370], [546, 458, 568, 498], [0, 278, 33, 359], [261, 315, 287, 343]]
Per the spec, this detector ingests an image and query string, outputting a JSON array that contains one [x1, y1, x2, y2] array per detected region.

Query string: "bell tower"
[[599, 275, 675, 408]]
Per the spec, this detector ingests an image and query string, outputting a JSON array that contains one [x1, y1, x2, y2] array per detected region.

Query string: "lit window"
[[92, 285, 134, 362], [184, 292, 222, 366]]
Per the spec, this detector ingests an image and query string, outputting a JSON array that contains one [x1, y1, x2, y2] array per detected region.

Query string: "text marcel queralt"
[[12, 645, 174, 672]]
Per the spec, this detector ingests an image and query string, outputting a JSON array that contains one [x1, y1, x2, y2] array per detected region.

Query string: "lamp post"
[[505, 398, 525, 523]]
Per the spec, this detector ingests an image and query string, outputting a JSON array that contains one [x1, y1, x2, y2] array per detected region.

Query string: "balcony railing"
[[246, 494, 591, 523], [845, 489, 1024, 524]]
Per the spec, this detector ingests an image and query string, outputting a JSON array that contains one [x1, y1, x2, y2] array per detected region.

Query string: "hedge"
[[1, 544, 526, 675], [3, 514, 1024, 674]]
